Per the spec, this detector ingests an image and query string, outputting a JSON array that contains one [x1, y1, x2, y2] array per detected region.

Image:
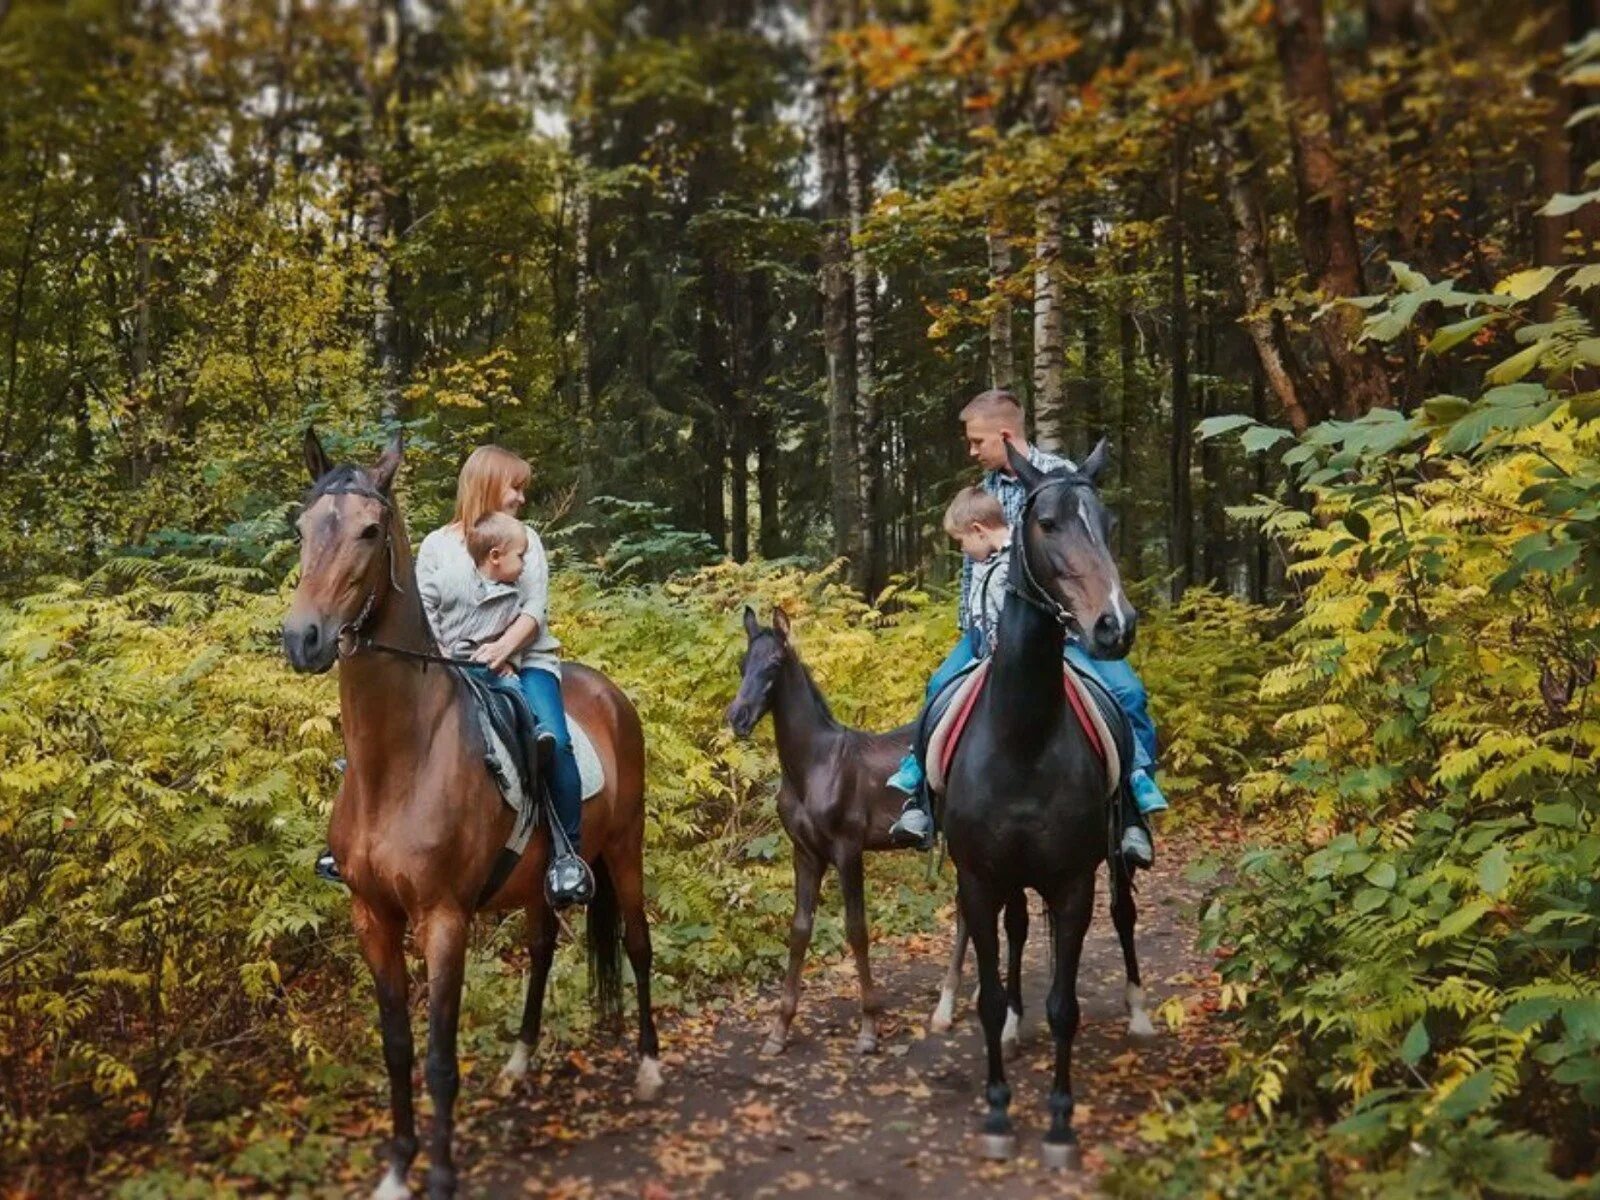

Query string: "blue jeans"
[[517, 666, 583, 852], [1064, 644, 1157, 775], [924, 627, 982, 703]]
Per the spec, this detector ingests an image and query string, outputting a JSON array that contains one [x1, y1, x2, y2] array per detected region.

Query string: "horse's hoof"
[[635, 1055, 665, 1103], [761, 1035, 787, 1057], [855, 1032, 879, 1055], [372, 1169, 412, 1200], [929, 1012, 953, 1034], [1128, 1010, 1158, 1041], [1041, 1139, 1081, 1171], [979, 1132, 1016, 1161]]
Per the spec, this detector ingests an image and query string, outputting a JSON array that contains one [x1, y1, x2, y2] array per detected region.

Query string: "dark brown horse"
[[281, 431, 659, 1200], [943, 437, 1144, 1169], [725, 606, 1040, 1056]]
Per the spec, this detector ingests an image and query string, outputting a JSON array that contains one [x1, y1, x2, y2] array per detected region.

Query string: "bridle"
[[306, 480, 474, 669], [1008, 475, 1095, 634]]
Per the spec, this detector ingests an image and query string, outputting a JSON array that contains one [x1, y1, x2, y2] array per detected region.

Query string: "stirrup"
[[314, 849, 347, 886], [546, 852, 594, 909]]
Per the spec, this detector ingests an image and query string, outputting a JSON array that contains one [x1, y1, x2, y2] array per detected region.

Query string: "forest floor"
[[447, 832, 1235, 1200]]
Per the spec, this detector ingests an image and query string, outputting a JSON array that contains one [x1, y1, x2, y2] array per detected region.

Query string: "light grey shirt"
[[415, 523, 562, 674]]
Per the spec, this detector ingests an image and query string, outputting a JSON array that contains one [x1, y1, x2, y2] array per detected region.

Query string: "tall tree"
[[811, 0, 861, 567], [1031, 67, 1066, 452], [1274, 0, 1392, 417], [1188, 0, 1315, 432]]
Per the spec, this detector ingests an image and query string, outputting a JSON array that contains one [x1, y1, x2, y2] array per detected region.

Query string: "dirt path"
[[451, 844, 1227, 1199]]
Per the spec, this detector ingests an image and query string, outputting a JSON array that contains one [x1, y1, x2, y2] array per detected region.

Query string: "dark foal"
[[728, 606, 1035, 1057], [942, 437, 1148, 1169], [282, 431, 660, 1200]]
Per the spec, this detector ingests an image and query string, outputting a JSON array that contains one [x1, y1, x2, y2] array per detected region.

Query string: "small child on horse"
[[887, 390, 1164, 866]]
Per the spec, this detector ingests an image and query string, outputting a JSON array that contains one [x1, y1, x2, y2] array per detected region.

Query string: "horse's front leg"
[[838, 849, 884, 1054], [930, 908, 967, 1033], [958, 870, 1014, 1161], [1041, 873, 1095, 1171], [419, 910, 470, 1199], [765, 844, 825, 1056], [1110, 868, 1156, 1039], [353, 900, 417, 1200]]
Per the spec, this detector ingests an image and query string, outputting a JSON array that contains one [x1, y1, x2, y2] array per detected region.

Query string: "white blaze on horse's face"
[[1028, 478, 1137, 660]]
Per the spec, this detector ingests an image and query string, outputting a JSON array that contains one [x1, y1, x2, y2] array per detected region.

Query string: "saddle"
[[923, 657, 1134, 798], [455, 671, 608, 904]]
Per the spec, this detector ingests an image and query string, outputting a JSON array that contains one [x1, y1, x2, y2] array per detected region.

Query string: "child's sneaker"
[[1130, 769, 1168, 815], [887, 753, 923, 796]]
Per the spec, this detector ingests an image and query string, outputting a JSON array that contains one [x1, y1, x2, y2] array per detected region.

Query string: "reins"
[[1008, 477, 1082, 632], [314, 480, 474, 669]]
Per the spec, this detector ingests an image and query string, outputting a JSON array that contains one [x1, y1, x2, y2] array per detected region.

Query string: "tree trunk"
[[988, 226, 1015, 392], [811, 0, 860, 568], [362, 0, 403, 422], [757, 416, 781, 558], [1535, 4, 1573, 320], [1274, 0, 1392, 417], [1189, 0, 1316, 431], [845, 52, 881, 595], [1032, 71, 1066, 451], [1168, 132, 1194, 601], [1118, 286, 1137, 564], [1250, 366, 1270, 604]]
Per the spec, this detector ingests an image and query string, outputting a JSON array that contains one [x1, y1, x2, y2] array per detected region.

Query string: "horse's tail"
[[586, 856, 625, 1031]]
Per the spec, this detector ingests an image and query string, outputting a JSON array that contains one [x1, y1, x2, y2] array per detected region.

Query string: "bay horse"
[[725, 606, 1037, 1057], [941, 436, 1145, 1169], [281, 430, 660, 1200]]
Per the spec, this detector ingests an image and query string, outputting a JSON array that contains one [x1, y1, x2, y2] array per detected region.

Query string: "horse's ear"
[[303, 426, 334, 484], [1081, 437, 1111, 485], [772, 606, 792, 643], [1003, 434, 1043, 489], [370, 429, 404, 494], [742, 605, 761, 641]]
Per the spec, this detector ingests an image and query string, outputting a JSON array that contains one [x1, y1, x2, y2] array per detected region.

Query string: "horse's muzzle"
[[725, 702, 757, 739], [1086, 607, 1137, 661], [282, 618, 340, 674]]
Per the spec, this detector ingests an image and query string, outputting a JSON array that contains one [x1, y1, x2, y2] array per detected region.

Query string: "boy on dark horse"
[[887, 389, 1166, 863]]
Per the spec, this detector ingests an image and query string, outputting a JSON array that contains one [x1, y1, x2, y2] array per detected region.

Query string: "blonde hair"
[[466, 511, 527, 565], [452, 445, 532, 532], [958, 388, 1025, 434], [943, 486, 1005, 537]]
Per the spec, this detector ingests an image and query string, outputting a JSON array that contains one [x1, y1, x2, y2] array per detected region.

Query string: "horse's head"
[[726, 605, 794, 738], [1006, 437, 1137, 660], [281, 427, 405, 674]]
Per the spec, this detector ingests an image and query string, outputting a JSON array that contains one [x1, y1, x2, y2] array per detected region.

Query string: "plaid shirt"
[[957, 442, 1074, 632]]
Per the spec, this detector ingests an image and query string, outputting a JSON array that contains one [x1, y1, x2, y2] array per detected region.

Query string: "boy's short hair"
[[958, 388, 1025, 433], [943, 486, 1006, 537], [467, 511, 528, 565]]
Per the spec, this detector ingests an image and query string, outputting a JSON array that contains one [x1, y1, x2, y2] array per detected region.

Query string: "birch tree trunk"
[[1274, 0, 1391, 417], [1032, 70, 1065, 451], [1189, 0, 1315, 432], [810, 0, 860, 568], [363, 0, 402, 423], [1168, 131, 1194, 601]]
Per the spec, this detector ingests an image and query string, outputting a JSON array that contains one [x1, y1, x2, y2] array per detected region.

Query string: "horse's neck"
[[988, 590, 1068, 746], [771, 657, 837, 783], [338, 521, 456, 782]]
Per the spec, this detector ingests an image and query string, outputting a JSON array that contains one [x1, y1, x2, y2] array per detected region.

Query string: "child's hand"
[[495, 662, 516, 678], [470, 642, 511, 673]]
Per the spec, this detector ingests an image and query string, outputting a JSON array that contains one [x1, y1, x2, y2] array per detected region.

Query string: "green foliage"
[[1123, 266, 1600, 1195]]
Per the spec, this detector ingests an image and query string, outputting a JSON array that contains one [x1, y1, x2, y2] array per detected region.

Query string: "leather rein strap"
[[1008, 477, 1080, 632]]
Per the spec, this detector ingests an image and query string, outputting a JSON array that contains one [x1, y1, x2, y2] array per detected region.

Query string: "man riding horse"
[[887, 389, 1166, 865]]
